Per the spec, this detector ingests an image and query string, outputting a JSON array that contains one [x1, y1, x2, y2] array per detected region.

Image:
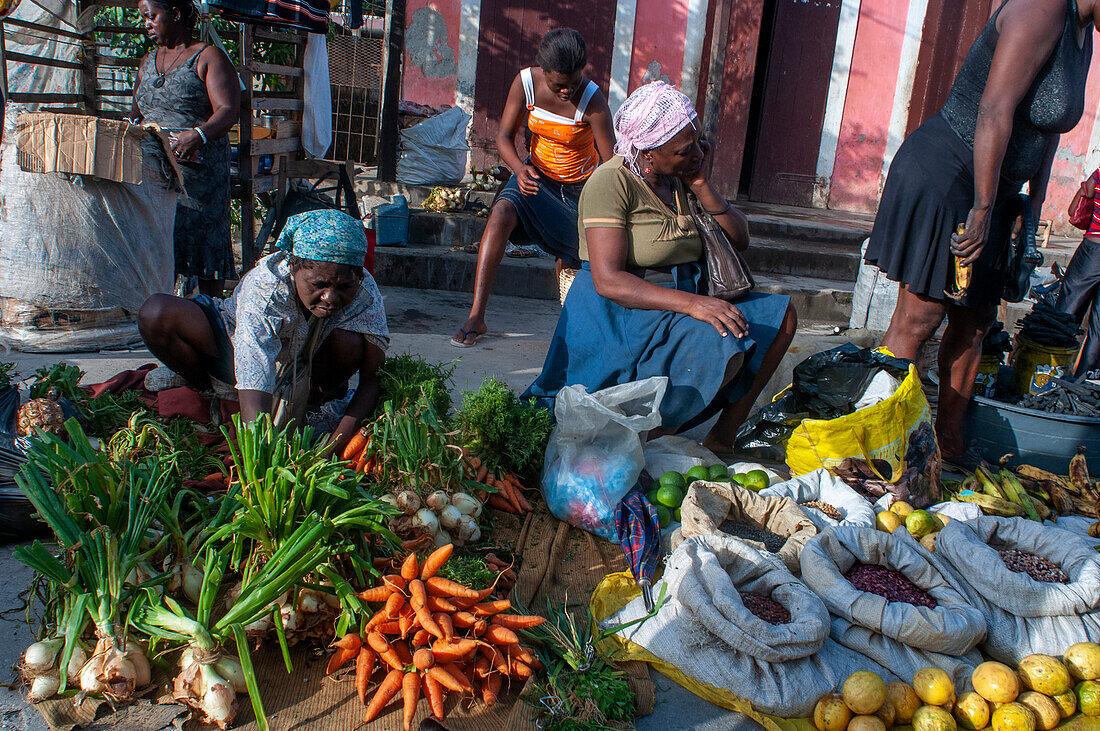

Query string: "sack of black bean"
[[800, 526, 987, 692], [598, 534, 899, 717], [933, 516, 1100, 665]]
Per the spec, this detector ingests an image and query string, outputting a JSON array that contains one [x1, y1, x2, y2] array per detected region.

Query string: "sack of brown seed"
[[675, 479, 818, 575], [933, 515, 1100, 665], [800, 526, 987, 692], [759, 468, 877, 530], [599, 533, 899, 717]]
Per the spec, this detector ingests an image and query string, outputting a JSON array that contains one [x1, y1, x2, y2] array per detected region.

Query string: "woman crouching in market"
[[523, 82, 797, 453], [138, 209, 389, 456]]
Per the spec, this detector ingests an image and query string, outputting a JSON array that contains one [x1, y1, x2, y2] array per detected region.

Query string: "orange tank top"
[[522, 67, 600, 184]]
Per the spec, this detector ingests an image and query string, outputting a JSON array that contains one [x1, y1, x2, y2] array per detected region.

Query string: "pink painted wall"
[[827, 1, 908, 213], [401, 0, 460, 109], [627, 0, 690, 93], [1040, 50, 1100, 233]]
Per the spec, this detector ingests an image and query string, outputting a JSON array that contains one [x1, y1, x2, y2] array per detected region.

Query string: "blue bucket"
[[372, 195, 409, 247]]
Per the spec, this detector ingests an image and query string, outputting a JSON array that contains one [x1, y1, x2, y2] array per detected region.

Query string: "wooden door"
[[906, 0, 997, 135], [745, 0, 841, 206], [470, 0, 616, 169]]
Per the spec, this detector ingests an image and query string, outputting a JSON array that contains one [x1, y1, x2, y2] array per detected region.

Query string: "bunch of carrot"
[[326, 544, 546, 729], [463, 454, 533, 516]]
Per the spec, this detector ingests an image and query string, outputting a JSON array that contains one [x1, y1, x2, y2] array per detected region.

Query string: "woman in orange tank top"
[[451, 29, 615, 347]]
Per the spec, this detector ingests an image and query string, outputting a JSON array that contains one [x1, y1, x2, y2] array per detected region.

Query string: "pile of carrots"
[[326, 544, 545, 729], [463, 454, 534, 516]]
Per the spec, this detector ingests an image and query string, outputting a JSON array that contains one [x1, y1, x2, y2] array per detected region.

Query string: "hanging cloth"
[[302, 33, 333, 158]]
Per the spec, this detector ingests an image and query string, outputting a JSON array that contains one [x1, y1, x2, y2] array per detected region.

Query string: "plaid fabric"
[[616, 469, 661, 608]]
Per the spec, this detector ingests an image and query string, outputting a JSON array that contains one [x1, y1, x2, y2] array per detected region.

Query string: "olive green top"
[[577, 156, 703, 268]]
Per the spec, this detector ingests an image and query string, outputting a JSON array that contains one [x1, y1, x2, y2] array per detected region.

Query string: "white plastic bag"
[[642, 435, 720, 478], [601, 534, 899, 717], [541, 378, 667, 541], [396, 106, 470, 185], [760, 469, 877, 530], [934, 516, 1100, 664]]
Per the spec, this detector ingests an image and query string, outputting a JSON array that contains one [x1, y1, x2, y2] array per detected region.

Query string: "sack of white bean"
[[800, 526, 987, 692], [933, 515, 1100, 665], [598, 534, 900, 717]]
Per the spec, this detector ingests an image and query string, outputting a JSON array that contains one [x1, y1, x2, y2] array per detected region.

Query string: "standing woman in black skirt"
[[866, 0, 1099, 460]]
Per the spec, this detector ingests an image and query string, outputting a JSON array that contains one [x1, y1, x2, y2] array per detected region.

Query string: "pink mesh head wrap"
[[613, 81, 698, 174]]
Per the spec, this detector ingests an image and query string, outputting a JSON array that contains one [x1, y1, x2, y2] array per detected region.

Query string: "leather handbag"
[[1070, 192, 1094, 230], [676, 182, 754, 301]]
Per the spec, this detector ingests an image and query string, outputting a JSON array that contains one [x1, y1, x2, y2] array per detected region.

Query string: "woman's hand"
[[683, 139, 714, 192], [171, 128, 204, 160], [517, 164, 541, 196], [951, 206, 993, 266], [687, 295, 748, 338]]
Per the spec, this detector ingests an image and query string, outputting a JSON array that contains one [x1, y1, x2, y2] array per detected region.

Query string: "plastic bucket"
[[973, 354, 1002, 398], [371, 195, 409, 247], [1011, 336, 1077, 395]]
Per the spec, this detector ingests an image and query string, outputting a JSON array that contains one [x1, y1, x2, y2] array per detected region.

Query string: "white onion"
[[412, 508, 439, 536], [122, 640, 151, 690], [425, 490, 449, 511], [396, 491, 421, 515], [67, 645, 88, 686], [79, 654, 105, 694], [27, 673, 60, 702], [379, 494, 399, 511], [439, 504, 463, 530], [457, 516, 481, 544], [433, 528, 453, 548], [22, 639, 61, 678], [215, 655, 247, 694], [181, 562, 204, 604], [450, 492, 482, 518], [297, 589, 324, 614]]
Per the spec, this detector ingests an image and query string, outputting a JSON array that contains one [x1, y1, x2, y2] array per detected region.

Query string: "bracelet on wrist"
[[703, 200, 732, 216], [193, 126, 208, 145]]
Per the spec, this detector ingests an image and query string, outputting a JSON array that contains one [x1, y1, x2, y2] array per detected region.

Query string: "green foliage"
[[435, 552, 494, 590], [0, 362, 15, 389], [376, 354, 456, 417], [455, 378, 553, 478], [29, 363, 86, 401]]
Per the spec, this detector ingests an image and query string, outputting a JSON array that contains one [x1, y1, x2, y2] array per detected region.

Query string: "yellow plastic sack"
[[784, 362, 942, 508], [590, 572, 814, 731]]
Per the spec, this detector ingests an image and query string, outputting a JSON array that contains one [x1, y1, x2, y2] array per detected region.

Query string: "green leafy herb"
[[376, 353, 456, 417], [435, 553, 494, 590], [0, 362, 16, 389], [456, 378, 553, 478], [83, 390, 153, 438], [29, 363, 85, 401]]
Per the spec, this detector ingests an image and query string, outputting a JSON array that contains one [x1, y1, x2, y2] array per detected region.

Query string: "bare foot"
[[701, 435, 733, 456], [451, 317, 487, 347]]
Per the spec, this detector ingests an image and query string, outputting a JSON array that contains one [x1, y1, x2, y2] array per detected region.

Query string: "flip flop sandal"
[[450, 328, 485, 348], [506, 246, 541, 258], [449, 244, 480, 254]]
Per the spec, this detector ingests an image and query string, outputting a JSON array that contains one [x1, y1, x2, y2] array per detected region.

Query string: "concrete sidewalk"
[[0, 285, 864, 730]]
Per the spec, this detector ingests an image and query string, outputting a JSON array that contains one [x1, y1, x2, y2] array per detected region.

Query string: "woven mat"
[[33, 505, 654, 730]]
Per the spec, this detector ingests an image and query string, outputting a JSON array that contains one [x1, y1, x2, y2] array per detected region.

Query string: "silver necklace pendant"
[[153, 75, 167, 88]]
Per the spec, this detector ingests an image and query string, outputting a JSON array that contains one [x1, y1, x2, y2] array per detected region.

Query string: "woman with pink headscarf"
[[524, 82, 796, 451]]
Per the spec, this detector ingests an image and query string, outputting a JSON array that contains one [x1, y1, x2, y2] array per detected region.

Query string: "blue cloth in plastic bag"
[[540, 378, 667, 541]]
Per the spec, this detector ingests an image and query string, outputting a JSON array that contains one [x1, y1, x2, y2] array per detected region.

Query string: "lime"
[[731, 473, 751, 486], [659, 471, 687, 489], [744, 469, 770, 492], [673, 507, 681, 522], [646, 490, 660, 506], [655, 505, 671, 529], [656, 484, 683, 509], [686, 465, 711, 482], [708, 464, 730, 480]]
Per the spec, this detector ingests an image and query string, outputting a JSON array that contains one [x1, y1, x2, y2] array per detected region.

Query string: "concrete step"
[[359, 179, 871, 248], [372, 244, 853, 324]]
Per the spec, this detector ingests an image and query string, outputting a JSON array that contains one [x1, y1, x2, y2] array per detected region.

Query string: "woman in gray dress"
[[132, 0, 240, 296]]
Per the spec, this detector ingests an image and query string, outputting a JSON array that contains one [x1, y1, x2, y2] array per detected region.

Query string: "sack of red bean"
[[598, 533, 898, 717], [934, 515, 1100, 666], [799, 526, 987, 693]]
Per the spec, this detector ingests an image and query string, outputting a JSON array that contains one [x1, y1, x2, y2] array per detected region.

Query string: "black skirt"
[[865, 112, 1020, 308]]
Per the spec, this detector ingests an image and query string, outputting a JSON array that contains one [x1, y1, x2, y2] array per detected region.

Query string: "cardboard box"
[[16, 112, 178, 185]]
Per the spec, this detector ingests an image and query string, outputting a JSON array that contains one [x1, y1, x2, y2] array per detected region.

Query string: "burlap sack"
[[934, 516, 1100, 665], [600, 534, 899, 717], [677, 480, 818, 575], [800, 526, 987, 691]]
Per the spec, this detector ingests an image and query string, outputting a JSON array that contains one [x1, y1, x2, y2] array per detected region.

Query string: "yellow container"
[[973, 354, 1002, 398], [1012, 336, 1078, 395]]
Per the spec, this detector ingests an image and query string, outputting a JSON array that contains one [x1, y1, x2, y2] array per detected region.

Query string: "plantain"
[[976, 463, 1008, 499], [1016, 463, 1066, 484], [1069, 495, 1098, 517], [1046, 480, 1076, 515], [947, 225, 972, 301], [1017, 476, 1050, 503], [956, 490, 1026, 517], [1089, 522, 1100, 539], [1000, 469, 1043, 521], [1069, 447, 1090, 493]]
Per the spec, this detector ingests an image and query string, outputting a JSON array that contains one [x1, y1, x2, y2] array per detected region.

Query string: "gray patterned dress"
[[135, 46, 233, 280]]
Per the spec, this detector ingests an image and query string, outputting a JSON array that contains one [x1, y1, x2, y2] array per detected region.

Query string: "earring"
[[644, 166, 651, 174]]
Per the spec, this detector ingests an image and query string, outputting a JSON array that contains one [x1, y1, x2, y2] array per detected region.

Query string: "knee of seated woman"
[[138, 293, 183, 335]]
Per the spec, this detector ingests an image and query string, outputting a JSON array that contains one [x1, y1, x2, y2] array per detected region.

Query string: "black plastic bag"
[[736, 344, 912, 453]]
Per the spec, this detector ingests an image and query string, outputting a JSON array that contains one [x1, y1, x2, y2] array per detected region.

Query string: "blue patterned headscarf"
[[276, 209, 368, 267]]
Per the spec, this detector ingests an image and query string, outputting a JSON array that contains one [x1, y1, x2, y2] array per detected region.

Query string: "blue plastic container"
[[964, 392, 1100, 474], [371, 195, 409, 247]]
